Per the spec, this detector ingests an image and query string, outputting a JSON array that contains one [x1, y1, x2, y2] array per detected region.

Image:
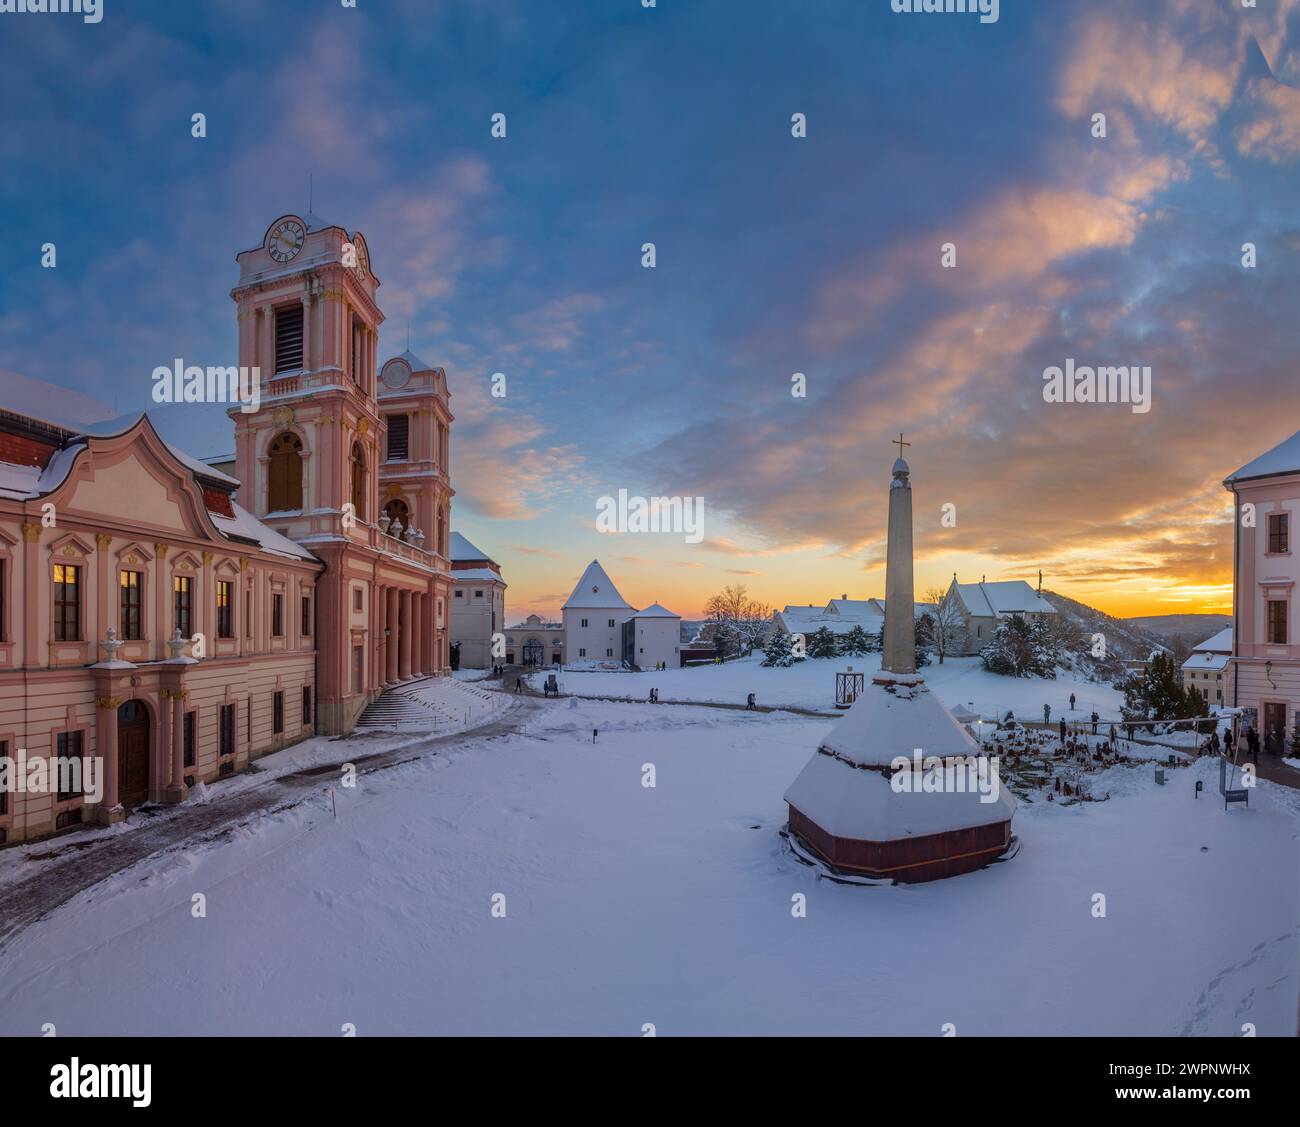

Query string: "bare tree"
[[704, 584, 772, 659], [923, 586, 967, 665]]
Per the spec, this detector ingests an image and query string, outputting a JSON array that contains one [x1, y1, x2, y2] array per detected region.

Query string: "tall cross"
[[892, 432, 910, 458]]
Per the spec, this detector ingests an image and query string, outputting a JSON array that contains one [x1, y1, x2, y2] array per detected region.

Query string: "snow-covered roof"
[[0, 442, 83, 500], [1182, 652, 1230, 673], [785, 753, 1016, 839], [633, 602, 680, 618], [820, 676, 982, 768], [563, 560, 633, 610], [827, 599, 877, 616], [1225, 431, 1300, 484], [453, 567, 503, 582], [450, 531, 492, 563], [951, 580, 1055, 618], [785, 673, 1016, 838], [1192, 627, 1233, 653], [209, 502, 318, 562], [779, 605, 881, 636]]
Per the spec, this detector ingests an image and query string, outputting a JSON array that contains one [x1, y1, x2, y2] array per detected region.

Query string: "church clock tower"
[[228, 214, 455, 735]]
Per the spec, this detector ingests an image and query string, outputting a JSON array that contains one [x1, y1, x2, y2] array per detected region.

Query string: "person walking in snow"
[[1247, 725, 1260, 764], [1059, 717, 1067, 743], [1090, 711, 1099, 735], [1223, 726, 1235, 759], [1043, 703, 1051, 726], [746, 692, 756, 711], [1070, 692, 1076, 712]]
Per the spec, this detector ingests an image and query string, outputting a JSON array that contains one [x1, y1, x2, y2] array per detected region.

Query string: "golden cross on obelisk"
[[892, 432, 910, 458]]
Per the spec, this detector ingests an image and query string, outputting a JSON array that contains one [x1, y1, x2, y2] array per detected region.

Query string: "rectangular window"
[[56, 730, 84, 800], [454, 590, 463, 598], [475, 590, 483, 599], [580, 618, 588, 628], [220, 704, 235, 757], [174, 575, 192, 638], [1268, 599, 1288, 644], [353, 588, 363, 612], [606, 648, 614, 658], [272, 592, 284, 637], [386, 413, 409, 462], [273, 691, 284, 734], [301, 595, 311, 636], [608, 618, 615, 628], [217, 579, 234, 638], [120, 569, 142, 640], [183, 711, 196, 767], [579, 648, 586, 658], [1269, 512, 1290, 554], [274, 303, 304, 373], [54, 563, 80, 641], [302, 686, 312, 726]]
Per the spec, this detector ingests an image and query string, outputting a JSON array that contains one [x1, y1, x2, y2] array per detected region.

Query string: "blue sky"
[[4, 0, 1300, 618]]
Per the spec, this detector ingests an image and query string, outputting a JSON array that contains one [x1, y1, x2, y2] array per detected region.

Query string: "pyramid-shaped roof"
[[1225, 430, 1300, 484], [563, 560, 633, 610], [450, 530, 491, 564], [633, 602, 680, 618], [820, 675, 981, 768]]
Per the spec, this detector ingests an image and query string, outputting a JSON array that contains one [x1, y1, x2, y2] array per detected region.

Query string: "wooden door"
[[117, 700, 151, 807], [1263, 702, 1286, 755]]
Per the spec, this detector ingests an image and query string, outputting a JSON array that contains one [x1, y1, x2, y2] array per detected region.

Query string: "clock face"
[[352, 237, 369, 281], [267, 218, 305, 263], [381, 359, 410, 390]]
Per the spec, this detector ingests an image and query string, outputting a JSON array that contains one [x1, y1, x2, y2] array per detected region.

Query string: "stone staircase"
[[355, 676, 507, 732]]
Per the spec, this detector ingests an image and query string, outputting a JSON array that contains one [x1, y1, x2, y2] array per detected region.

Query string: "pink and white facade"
[[1225, 431, 1300, 753], [0, 212, 456, 844], [0, 411, 322, 843]]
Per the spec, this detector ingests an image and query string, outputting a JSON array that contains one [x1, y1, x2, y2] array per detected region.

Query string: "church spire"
[[880, 437, 916, 675]]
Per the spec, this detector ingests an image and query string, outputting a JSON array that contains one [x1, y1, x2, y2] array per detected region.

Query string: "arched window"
[[267, 433, 303, 512], [350, 442, 366, 521], [383, 498, 409, 531]]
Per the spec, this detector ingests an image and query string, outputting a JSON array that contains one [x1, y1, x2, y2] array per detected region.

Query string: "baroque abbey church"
[[0, 214, 455, 843]]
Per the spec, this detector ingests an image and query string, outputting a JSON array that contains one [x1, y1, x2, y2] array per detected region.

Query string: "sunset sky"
[[4, 0, 1300, 620]]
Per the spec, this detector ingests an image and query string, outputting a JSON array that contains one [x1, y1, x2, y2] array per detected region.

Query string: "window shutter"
[[275, 305, 304, 373]]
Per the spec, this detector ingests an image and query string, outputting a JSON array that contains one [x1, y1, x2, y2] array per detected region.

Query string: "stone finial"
[[166, 628, 188, 660], [101, 626, 125, 663]]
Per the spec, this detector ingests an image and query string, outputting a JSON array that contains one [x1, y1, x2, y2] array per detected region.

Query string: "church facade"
[[0, 213, 455, 844]]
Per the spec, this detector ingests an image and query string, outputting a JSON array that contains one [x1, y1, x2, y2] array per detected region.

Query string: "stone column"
[[171, 691, 185, 790], [301, 294, 313, 375], [399, 590, 413, 680], [410, 593, 424, 677], [386, 587, 399, 683], [881, 455, 917, 675], [94, 696, 123, 823], [157, 689, 173, 797]]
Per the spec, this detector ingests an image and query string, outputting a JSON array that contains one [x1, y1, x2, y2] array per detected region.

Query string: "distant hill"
[[1040, 591, 1169, 686], [1124, 614, 1231, 643]]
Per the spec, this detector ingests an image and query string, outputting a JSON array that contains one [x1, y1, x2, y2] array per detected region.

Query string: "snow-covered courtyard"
[[0, 691, 1295, 1036], [533, 652, 1125, 721]]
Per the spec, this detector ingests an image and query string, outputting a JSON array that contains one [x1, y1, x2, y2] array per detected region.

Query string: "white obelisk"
[[880, 435, 916, 675]]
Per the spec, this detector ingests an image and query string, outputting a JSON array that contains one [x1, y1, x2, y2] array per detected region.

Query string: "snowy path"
[[0, 695, 533, 951], [0, 696, 1294, 1036]]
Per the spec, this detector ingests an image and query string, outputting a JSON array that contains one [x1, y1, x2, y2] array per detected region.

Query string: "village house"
[[941, 576, 1056, 655], [449, 531, 506, 669]]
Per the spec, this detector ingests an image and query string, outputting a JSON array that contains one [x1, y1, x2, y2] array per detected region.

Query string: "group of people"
[[1203, 723, 1260, 763]]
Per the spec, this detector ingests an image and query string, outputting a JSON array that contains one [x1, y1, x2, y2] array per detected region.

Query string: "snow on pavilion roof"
[[784, 675, 1016, 838], [562, 559, 633, 610]]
